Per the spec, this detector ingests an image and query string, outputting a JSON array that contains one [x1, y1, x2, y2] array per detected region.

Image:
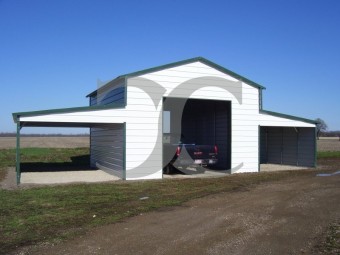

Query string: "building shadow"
[[21, 154, 93, 172]]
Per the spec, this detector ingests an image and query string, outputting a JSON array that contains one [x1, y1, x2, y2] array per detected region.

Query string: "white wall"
[[126, 62, 261, 176]]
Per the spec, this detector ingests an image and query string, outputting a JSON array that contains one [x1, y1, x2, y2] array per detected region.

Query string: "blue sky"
[[1, 0, 339, 133]]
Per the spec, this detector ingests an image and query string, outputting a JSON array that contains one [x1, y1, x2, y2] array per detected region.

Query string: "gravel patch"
[[260, 164, 309, 172]]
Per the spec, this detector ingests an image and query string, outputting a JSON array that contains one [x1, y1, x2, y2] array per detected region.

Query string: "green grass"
[[0, 148, 89, 181], [317, 151, 340, 159]]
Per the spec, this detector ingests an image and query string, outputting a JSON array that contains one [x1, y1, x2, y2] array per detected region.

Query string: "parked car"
[[163, 143, 218, 174]]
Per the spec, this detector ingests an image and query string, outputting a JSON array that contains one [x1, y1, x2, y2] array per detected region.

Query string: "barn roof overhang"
[[12, 103, 124, 124], [260, 109, 318, 125]]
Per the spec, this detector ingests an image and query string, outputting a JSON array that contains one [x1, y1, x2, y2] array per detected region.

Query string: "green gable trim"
[[12, 103, 125, 123], [86, 57, 266, 97], [260, 109, 318, 125]]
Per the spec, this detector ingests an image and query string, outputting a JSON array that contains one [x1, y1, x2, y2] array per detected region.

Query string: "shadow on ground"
[[21, 155, 92, 172]]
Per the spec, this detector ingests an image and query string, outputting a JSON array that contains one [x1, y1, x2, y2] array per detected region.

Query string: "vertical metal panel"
[[298, 127, 316, 167], [214, 100, 231, 169], [96, 87, 125, 106], [266, 127, 282, 164], [90, 124, 125, 178], [282, 127, 298, 165], [261, 126, 316, 167]]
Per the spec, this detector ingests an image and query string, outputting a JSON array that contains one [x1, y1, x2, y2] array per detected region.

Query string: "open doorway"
[[260, 126, 316, 168], [163, 97, 231, 174]]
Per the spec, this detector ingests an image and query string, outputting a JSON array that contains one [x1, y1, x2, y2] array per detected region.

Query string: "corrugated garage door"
[[90, 124, 125, 178], [260, 127, 316, 167]]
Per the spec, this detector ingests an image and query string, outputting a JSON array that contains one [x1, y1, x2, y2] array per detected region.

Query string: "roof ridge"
[[86, 57, 265, 97]]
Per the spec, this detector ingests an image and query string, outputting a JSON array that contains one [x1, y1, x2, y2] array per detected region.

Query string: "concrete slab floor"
[[21, 170, 120, 184], [164, 169, 229, 179]]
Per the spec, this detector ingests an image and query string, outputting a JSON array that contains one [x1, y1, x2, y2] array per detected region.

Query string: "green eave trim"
[[12, 103, 125, 123], [260, 109, 318, 125], [85, 57, 266, 97]]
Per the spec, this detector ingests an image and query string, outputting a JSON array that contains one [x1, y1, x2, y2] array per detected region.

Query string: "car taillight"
[[214, 145, 218, 154], [176, 146, 181, 156]]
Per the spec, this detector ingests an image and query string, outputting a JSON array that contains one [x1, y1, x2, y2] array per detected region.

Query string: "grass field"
[[0, 138, 339, 254], [0, 148, 89, 182]]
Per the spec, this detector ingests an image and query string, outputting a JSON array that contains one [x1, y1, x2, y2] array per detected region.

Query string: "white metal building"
[[13, 57, 317, 183]]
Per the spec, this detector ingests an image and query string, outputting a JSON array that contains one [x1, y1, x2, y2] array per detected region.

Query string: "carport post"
[[123, 122, 126, 180], [314, 127, 317, 167], [16, 121, 21, 184]]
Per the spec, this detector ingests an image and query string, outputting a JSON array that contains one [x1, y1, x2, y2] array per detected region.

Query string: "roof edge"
[[13, 103, 124, 123], [86, 57, 266, 97], [260, 109, 317, 125], [120, 57, 266, 89]]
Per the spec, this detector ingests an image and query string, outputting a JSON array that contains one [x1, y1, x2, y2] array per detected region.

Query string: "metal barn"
[[13, 57, 317, 183]]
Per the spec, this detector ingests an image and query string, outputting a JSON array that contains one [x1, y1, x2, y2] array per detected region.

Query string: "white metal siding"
[[258, 113, 315, 127], [125, 79, 163, 180], [131, 62, 261, 174]]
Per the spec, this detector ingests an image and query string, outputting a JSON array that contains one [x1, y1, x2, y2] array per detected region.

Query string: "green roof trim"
[[86, 57, 266, 97], [260, 109, 318, 125], [12, 103, 124, 123]]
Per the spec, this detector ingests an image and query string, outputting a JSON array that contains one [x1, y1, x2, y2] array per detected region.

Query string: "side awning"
[[12, 103, 126, 184]]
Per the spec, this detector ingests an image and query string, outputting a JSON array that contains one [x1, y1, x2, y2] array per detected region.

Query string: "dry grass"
[[0, 137, 89, 149], [318, 137, 340, 152]]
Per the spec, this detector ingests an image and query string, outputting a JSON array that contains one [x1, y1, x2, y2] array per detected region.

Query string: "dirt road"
[[16, 173, 340, 255]]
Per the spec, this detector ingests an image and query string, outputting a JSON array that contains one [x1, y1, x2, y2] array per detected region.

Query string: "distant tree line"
[[320, 131, 340, 137], [315, 118, 340, 138], [0, 133, 89, 137]]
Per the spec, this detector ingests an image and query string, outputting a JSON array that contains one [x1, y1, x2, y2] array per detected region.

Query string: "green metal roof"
[[86, 57, 266, 97], [260, 109, 318, 125]]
